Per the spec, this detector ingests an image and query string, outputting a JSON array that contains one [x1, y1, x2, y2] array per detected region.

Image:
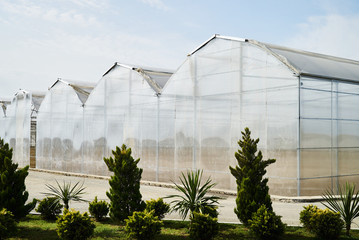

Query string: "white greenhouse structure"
[[36, 79, 95, 172], [2, 34, 359, 196], [2, 90, 45, 168]]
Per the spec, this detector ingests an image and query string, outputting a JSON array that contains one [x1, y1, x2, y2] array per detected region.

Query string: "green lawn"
[[8, 215, 359, 239]]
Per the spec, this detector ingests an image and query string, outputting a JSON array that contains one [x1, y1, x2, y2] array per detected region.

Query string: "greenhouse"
[[36, 79, 95, 172], [81, 63, 173, 177], [2, 35, 359, 196], [0, 98, 11, 139], [3, 90, 45, 168], [155, 35, 359, 196]]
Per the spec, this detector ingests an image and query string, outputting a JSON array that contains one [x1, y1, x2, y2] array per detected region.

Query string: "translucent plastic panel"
[[300, 88, 331, 119], [338, 148, 359, 175], [158, 95, 176, 181], [242, 43, 293, 78], [266, 85, 298, 121], [300, 177, 333, 196], [338, 120, 359, 147], [197, 96, 231, 173], [338, 81, 359, 94], [337, 92, 359, 120], [300, 149, 333, 178], [197, 71, 240, 96], [300, 119, 332, 148], [162, 59, 193, 96], [300, 77, 332, 91]]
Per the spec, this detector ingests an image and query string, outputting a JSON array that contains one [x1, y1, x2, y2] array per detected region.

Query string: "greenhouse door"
[[30, 118, 36, 168]]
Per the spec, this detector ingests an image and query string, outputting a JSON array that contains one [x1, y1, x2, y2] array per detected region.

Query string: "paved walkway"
[[25, 169, 332, 226]]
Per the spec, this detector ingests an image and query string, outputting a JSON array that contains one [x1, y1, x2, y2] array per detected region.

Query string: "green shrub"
[[104, 144, 145, 222], [125, 210, 163, 240], [0, 208, 17, 239], [310, 208, 344, 240], [36, 197, 63, 220], [145, 198, 170, 220], [189, 211, 219, 240], [0, 138, 37, 219], [56, 208, 95, 240], [300, 205, 344, 240], [88, 196, 109, 221], [299, 204, 319, 232], [229, 128, 276, 225], [248, 205, 285, 240]]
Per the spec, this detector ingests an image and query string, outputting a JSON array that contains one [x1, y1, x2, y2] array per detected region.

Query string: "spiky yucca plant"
[[322, 182, 359, 236], [43, 180, 87, 210], [166, 170, 221, 220]]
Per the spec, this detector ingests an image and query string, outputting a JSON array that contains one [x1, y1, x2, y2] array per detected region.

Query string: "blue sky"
[[1, 0, 359, 97]]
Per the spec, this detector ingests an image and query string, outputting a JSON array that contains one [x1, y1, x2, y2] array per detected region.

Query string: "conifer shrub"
[[88, 196, 109, 221], [229, 128, 276, 225], [104, 144, 145, 222], [145, 198, 170, 220], [189, 211, 219, 240], [299, 205, 344, 240], [0, 138, 37, 219], [124, 210, 163, 240], [56, 209, 95, 240], [248, 205, 285, 240], [0, 208, 17, 239], [36, 197, 63, 220]]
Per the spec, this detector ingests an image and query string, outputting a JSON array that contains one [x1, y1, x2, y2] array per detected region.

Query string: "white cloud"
[[286, 14, 359, 61], [68, 0, 109, 10], [141, 0, 170, 11], [0, 0, 101, 27]]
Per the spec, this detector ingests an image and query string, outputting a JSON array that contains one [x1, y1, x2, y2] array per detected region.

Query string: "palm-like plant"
[[322, 182, 359, 236], [43, 180, 87, 210], [166, 170, 221, 220]]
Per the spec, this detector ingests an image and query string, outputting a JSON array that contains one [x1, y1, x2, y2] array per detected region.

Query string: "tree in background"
[[104, 144, 145, 221], [0, 138, 37, 219], [229, 128, 276, 226]]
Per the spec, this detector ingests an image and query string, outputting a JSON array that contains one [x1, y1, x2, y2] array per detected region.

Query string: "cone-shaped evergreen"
[[0, 138, 37, 219], [104, 144, 145, 222], [229, 128, 276, 226]]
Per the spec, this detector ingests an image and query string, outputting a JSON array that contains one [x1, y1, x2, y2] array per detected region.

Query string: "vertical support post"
[[297, 76, 301, 196], [156, 95, 160, 182], [192, 56, 198, 170]]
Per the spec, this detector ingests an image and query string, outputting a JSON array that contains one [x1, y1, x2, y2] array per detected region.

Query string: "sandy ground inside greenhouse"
[[25, 169, 359, 227]]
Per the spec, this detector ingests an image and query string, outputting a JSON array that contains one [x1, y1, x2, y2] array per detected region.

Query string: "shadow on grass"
[[14, 226, 58, 240]]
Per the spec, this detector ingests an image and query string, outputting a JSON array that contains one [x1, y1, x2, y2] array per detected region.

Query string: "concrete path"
[[25, 169, 333, 226]]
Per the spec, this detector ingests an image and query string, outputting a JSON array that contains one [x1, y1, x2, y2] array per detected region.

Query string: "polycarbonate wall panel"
[[299, 77, 359, 195], [36, 83, 84, 173], [82, 66, 162, 177], [160, 39, 299, 194], [3, 92, 32, 167]]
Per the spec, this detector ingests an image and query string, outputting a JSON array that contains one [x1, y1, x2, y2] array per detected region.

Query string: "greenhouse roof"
[[191, 35, 359, 82], [31, 91, 46, 111], [0, 98, 10, 117], [103, 63, 174, 94], [50, 79, 95, 104]]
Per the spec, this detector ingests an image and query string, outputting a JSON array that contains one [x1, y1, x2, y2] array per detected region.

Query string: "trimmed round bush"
[[248, 205, 285, 240], [36, 197, 63, 220], [189, 211, 219, 240], [0, 208, 17, 239], [145, 198, 170, 220], [299, 204, 319, 232], [56, 209, 95, 240], [310, 208, 344, 240], [125, 210, 163, 240], [88, 196, 109, 221]]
